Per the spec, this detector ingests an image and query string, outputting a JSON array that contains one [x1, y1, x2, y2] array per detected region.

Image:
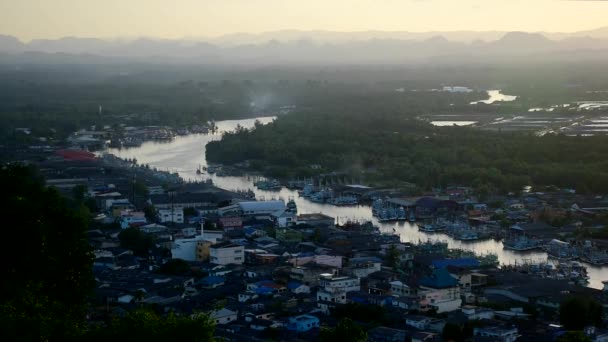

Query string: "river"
[[105, 116, 608, 289]]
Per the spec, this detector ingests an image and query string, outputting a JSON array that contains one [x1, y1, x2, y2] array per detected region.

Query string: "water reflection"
[[105, 116, 607, 289], [471, 90, 517, 105]]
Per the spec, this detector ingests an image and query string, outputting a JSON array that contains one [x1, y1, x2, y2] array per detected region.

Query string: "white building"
[[120, 211, 147, 229], [390, 280, 412, 297], [418, 268, 462, 313], [405, 315, 431, 330], [347, 257, 382, 278], [473, 326, 519, 342], [238, 200, 286, 216], [318, 274, 360, 293], [210, 242, 244, 265], [211, 308, 238, 325], [158, 208, 184, 224]]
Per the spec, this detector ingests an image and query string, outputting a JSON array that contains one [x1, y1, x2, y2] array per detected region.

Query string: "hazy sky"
[[1, 0, 607, 41]]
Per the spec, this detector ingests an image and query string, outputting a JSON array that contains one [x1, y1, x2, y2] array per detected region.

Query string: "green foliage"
[[207, 93, 608, 193], [0, 164, 94, 341], [557, 331, 592, 342], [320, 318, 367, 342], [157, 259, 191, 275], [442, 322, 463, 342], [331, 303, 386, 324], [83, 309, 216, 342], [560, 296, 603, 330], [143, 203, 157, 221], [119, 227, 155, 256], [386, 244, 400, 270]]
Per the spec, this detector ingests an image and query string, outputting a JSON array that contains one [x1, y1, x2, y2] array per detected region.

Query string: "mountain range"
[[1, 28, 608, 65]]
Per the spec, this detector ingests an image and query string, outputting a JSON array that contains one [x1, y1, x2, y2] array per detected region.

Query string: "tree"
[[83, 309, 216, 341], [442, 323, 463, 342], [560, 296, 603, 330], [143, 203, 157, 221], [321, 318, 367, 342], [386, 244, 400, 270], [557, 331, 592, 342], [157, 259, 190, 275], [119, 227, 155, 256], [0, 164, 94, 341]]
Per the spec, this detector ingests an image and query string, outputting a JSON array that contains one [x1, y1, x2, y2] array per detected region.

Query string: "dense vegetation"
[[0, 164, 94, 341], [0, 165, 216, 341], [207, 87, 608, 194]]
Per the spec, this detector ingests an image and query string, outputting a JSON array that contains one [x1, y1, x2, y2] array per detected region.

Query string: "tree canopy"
[[0, 164, 94, 341]]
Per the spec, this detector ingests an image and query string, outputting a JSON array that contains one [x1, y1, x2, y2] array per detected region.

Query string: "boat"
[[408, 211, 416, 222], [418, 223, 446, 233], [503, 236, 544, 251], [546, 239, 578, 261], [254, 179, 282, 191], [454, 231, 479, 241], [397, 207, 407, 221], [298, 184, 315, 198], [330, 195, 358, 206]]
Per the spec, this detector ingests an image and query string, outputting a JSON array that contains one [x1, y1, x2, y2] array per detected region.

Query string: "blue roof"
[[419, 267, 459, 289], [287, 281, 303, 290], [198, 276, 225, 285], [432, 258, 480, 268]]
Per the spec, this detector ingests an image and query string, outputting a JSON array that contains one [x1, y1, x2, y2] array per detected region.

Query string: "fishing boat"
[[397, 207, 407, 221], [254, 179, 282, 191], [408, 210, 416, 222], [454, 231, 479, 241], [545, 239, 578, 261], [418, 222, 446, 233], [330, 195, 358, 206], [503, 236, 544, 251], [298, 184, 315, 197]]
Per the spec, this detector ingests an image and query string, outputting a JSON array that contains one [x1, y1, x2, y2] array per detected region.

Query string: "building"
[[210, 308, 238, 325], [158, 208, 184, 224], [418, 268, 462, 313], [390, 280, 412, 297], [368, 326, 409, 342], [238, 200, 286, 216], [318, 274, 360, 293], [405, 315, 431, 330], [210, 242, 244, 265], [296, 213, 335, 227], [286, 314, 320, 332], [120, 211, 147, 229], [347, 257, 382, 278], [473, 326, 518, 342]]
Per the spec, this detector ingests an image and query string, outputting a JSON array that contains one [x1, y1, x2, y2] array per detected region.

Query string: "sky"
[[1, 0, 607, 41]]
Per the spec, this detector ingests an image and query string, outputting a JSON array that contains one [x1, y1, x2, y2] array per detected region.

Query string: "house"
[[390, 280, 412, 297], [296, 213, 335, 227], [405, 315, 431, 330], [418, 268, 462, 313], [210, 242, 244, 265], [197, 276, 225, 289], [211, 308, 238, 325], [287, 281, 310, 294], [473, 325, 518, 342], [411, 331, 440, 342], [272, 210, 296, 228], [347, 257, 382, 278], [318, 274, 360, 293], [120, 211, 147, 229], [462, 306, 495, 320], [368, 326, 408, 342], [158, 208, 184, 224], [219, 216, 243, 230], [286, 314, 320, 332]]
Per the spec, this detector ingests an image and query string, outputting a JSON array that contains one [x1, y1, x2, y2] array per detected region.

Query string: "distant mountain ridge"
[[1, 28, 608, 65]]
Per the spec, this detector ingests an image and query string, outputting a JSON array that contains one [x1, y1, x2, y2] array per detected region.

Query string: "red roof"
[[56, 149, 96, 161]]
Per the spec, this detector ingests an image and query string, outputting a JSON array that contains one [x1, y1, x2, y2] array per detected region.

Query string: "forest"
[[207, 88, 608, 194]]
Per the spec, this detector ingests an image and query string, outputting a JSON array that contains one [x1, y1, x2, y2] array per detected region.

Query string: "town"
[[7, 130, 608, 342]]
